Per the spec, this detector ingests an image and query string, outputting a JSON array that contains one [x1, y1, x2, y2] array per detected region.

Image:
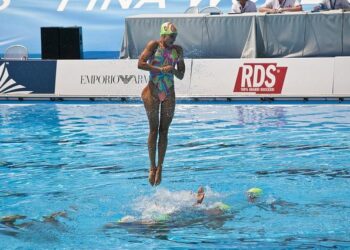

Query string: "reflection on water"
[[236, 105, 287, 127]]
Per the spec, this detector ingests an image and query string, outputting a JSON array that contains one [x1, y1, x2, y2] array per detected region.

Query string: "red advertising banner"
[[234, 63, 288, 94]]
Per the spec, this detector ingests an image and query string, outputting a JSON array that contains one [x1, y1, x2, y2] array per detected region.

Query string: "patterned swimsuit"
[[149, 44, 180, 101]]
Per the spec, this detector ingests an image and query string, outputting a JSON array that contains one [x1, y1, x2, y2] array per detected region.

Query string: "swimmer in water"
[[138, 22, 186, 186], [1, 211, 68, 228], [246, 187, 263, 203], [109, 187, 231, 227], [0, 211, 69, 237], [246, 187, 296, 211]]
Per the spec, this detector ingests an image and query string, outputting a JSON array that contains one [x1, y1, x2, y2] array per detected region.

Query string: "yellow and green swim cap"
[[247, 188, 263, 198], [216, 203, 231, 212], [160, 22, 177, 36]]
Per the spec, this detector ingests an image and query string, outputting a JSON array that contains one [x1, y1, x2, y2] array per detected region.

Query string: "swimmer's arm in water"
[[173, 46, 185, 80], [138, 40, 164, 73]]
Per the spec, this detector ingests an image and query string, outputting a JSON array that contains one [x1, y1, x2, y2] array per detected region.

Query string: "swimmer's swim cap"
[[154, 214, 170, 223], [160, 22, 177, 36], [247, 188, 263, 198], [117, 215, 136, 223], [217, 203, 231, 212]]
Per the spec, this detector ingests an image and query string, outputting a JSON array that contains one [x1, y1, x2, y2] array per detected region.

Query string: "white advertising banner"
[[53, 57, 350, 98], [55, 59, 192, 97], [333, 57, 350, 95], [190, 58, 335, 97]]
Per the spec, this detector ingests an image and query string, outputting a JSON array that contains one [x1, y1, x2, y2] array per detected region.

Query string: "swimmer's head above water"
[[160, 22, 178, 46], [246, 187, 263, 202]]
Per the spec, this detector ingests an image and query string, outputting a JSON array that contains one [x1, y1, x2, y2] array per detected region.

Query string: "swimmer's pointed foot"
[[154, 165, 162, 186], [196, 186, 205, 204], [149, 166, 156, 186]]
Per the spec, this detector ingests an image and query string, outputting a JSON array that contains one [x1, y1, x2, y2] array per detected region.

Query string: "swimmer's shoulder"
[[146, 40, 160, 51], [171, 45, 184, 61], [172, 45, 183, 55], [140, 40, 160, 59]]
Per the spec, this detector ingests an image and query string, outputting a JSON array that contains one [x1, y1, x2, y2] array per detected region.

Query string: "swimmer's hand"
[[196, 186, 205, 204], [160, 65, 175, 73]]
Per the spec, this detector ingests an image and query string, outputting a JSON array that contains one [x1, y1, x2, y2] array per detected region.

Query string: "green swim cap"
[[154, 214, 170, 223], [217, 203, 231, 212], [117, 215, 136, 224], [247, 188, 263, 198], [160, 22, 177, 36]]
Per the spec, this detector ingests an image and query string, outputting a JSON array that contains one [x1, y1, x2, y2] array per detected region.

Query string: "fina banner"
[[191, 58, 334, 97], [0, 60, 56, 95], [55, 59, 191, 96]]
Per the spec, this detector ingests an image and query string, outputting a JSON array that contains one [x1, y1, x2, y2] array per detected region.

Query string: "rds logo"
[[234, 63, 288, 94]]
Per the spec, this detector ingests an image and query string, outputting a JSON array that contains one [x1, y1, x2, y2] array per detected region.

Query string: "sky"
[[0, 0, 317, 53]]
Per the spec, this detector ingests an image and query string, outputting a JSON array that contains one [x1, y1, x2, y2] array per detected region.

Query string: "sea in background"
[[0, 51, 120, 60]]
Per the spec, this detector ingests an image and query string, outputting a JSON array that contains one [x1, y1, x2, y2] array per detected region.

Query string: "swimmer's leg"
[[42, 211, 68, 223], [0, 215, 26, 227], [155, 90, 175, 186], [196, 186, 205, 204], [142, 84, 160, 186]]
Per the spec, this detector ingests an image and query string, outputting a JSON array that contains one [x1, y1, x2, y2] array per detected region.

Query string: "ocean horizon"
[[0, 51, 120, 60]]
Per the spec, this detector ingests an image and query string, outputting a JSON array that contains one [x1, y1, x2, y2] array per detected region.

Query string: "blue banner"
[[0, 60, 56, 94]]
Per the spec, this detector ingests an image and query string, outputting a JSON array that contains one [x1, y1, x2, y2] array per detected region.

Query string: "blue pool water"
[[1, 103, 350, 249]]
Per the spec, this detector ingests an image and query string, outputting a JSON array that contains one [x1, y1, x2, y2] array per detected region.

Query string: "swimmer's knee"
[[158, 127, 169, 136], [149, 127, 158, 136]]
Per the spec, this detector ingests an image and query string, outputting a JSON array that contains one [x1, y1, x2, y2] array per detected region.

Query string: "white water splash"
[[132, 187, 223, 220]]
